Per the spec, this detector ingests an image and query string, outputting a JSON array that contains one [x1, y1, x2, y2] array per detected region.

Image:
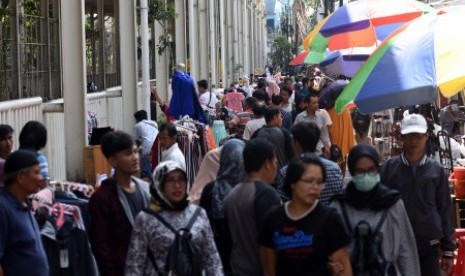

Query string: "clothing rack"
[[49, 180, 94, 196]]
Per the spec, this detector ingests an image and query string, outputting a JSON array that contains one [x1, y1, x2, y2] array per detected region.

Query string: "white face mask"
[[352, 173, 380, 192]]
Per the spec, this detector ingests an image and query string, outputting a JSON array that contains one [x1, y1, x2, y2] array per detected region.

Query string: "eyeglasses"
[[352, 167, 378, 176], [299, 178, 325, 188], [165, 178, 187, 187]]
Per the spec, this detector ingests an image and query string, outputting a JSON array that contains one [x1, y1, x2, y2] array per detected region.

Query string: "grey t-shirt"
[[224, 181, 281, 276], [123, 188, 145, 218]]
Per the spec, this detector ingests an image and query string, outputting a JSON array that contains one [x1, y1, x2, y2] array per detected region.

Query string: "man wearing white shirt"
[[158, 122, 186, 170], [197, 79, 218, 109], [294, 94, 332, 157]]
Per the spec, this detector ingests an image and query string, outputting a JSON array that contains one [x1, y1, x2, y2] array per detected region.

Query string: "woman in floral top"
[[125, 161, 223, 275]]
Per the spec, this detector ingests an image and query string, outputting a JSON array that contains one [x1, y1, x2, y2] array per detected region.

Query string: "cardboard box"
[[83, 145, 112, 185]]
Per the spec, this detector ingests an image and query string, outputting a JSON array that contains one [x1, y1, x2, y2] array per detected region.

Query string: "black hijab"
[[336, 144, 401, 210]]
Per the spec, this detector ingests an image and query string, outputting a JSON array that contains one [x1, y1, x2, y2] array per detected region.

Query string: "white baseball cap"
[[401, 114, 427, 135]]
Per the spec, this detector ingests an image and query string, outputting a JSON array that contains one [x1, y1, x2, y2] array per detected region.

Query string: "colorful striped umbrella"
[[303, 0, 433, 53], [335, 7, 465, 114], [289, 49, 328, 66]]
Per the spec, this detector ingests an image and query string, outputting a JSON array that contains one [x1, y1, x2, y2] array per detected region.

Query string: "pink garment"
[[224, 91, 245, 113], [267, 79, 281, 98], [189, 147, 222, 203]]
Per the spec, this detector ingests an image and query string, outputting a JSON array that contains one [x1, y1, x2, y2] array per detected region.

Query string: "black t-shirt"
[[258, 203, 350, 276]]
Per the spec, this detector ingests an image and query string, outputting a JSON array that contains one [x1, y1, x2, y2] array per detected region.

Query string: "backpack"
[[144, 207, 203, 276], [339, 202, 393, 276], [329, 144, 343, 163]]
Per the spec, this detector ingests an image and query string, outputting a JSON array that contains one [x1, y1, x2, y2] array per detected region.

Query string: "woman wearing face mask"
[[330, 144, 420, 275]]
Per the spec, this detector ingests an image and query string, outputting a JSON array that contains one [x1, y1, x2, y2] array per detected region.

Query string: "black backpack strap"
[[147, 247, 161, 274], [143, 208, 177, 233], [339, 201, 353, 234], [185, 207, 202, 231], [143, 207, 202, 232], [373, 208, 389, 235]]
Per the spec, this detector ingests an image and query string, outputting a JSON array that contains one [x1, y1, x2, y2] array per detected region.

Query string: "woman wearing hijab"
[[199, 138, 246, 274], [330, 144, 420, 275], [125, 161, 223, 275], [258, 154, 352, 276]]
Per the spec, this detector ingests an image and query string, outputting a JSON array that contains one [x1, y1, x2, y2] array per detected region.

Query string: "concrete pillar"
[[188, 0, 198, 81], [175, 0, 187, 64], [209, 0, 218, 88], [219, 0, 227, 88], [226, 0, 234, 85], [232, 0, 239, 82], [237, 0, 244, 78], [249, 2, 255, 75], [140, 0, 151, 114], [60, 0, 87, 180], [153, 19, 169, 105], [242, 0, 249, 77], [198, 0, 209, 81], [119, 0, 138, 132]]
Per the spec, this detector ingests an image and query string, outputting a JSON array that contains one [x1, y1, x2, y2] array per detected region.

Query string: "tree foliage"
[[148, 0, 177, 56], [271, 35, 292, 70]]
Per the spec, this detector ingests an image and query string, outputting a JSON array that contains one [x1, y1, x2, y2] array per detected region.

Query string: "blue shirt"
[[276, 157, 343, 205], [0, 189, 49, 276]]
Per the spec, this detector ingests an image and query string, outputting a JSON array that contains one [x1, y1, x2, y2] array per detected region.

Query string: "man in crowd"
[[252, 106, 294, 170], [380, 114, 455, 276], [133, 110, 158, 181], [225, 138, 281, 276], [277, 122, 343, 204], [89, 131, 151, 276], [243, 102, 266, 140], [158, 122, 186, 170], [294, 94, 332, 157], [0, 124, 14, 187], [197, 79, 218, 110], [0, 150, 49, 276]]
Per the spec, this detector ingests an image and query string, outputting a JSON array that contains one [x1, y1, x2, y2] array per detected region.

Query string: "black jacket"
[[380, 154, 455, 254]]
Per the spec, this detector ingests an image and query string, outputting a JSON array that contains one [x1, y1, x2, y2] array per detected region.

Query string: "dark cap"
[[4, 150, 39, 175], [347, 144, 380, 175]]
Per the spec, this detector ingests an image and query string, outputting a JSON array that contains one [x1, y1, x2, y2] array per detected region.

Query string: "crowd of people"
[[0, 65, 460, 276]]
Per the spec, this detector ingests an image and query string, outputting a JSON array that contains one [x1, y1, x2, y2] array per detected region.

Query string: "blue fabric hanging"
[[169, 71, 207, 123]]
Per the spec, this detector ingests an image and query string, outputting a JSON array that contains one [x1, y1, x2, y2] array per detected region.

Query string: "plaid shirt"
[[276, 157, 343, 205]]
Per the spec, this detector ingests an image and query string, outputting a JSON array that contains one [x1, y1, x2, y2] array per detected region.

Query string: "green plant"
[[271, 35, 292, 70], [148, 0, 177, 56]]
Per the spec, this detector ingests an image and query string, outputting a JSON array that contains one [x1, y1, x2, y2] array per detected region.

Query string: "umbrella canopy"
[[289, 49, 327, 66], [320, 0, 435, 37], [335, 7, 465, 114], [319, 45, 375, 77], [303, 0, 433, 52]]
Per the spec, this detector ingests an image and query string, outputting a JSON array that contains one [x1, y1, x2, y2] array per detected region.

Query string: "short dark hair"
[[257, 78, 267, 89], [304, 93, 319, 103], [134, 110, 148, 122], [302, 77, 310, 85], [244, 97, 257, 109], [252, 89, 268, 102], [291, 122, 320, 153], [100, 131, 134, 158], [252, 102, 267, 117], [159, 122, 177, 137], [197, 79, 208, 89], [243, 138, 275, 174], [283, 77, 293, 84], [271, 94, 283, 106], [0, 124, 14, 139], [19, 121, 47, 151], [265, 106, 281, 124], [283, 153, 326, 198], [280, 87, 293, 96]]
